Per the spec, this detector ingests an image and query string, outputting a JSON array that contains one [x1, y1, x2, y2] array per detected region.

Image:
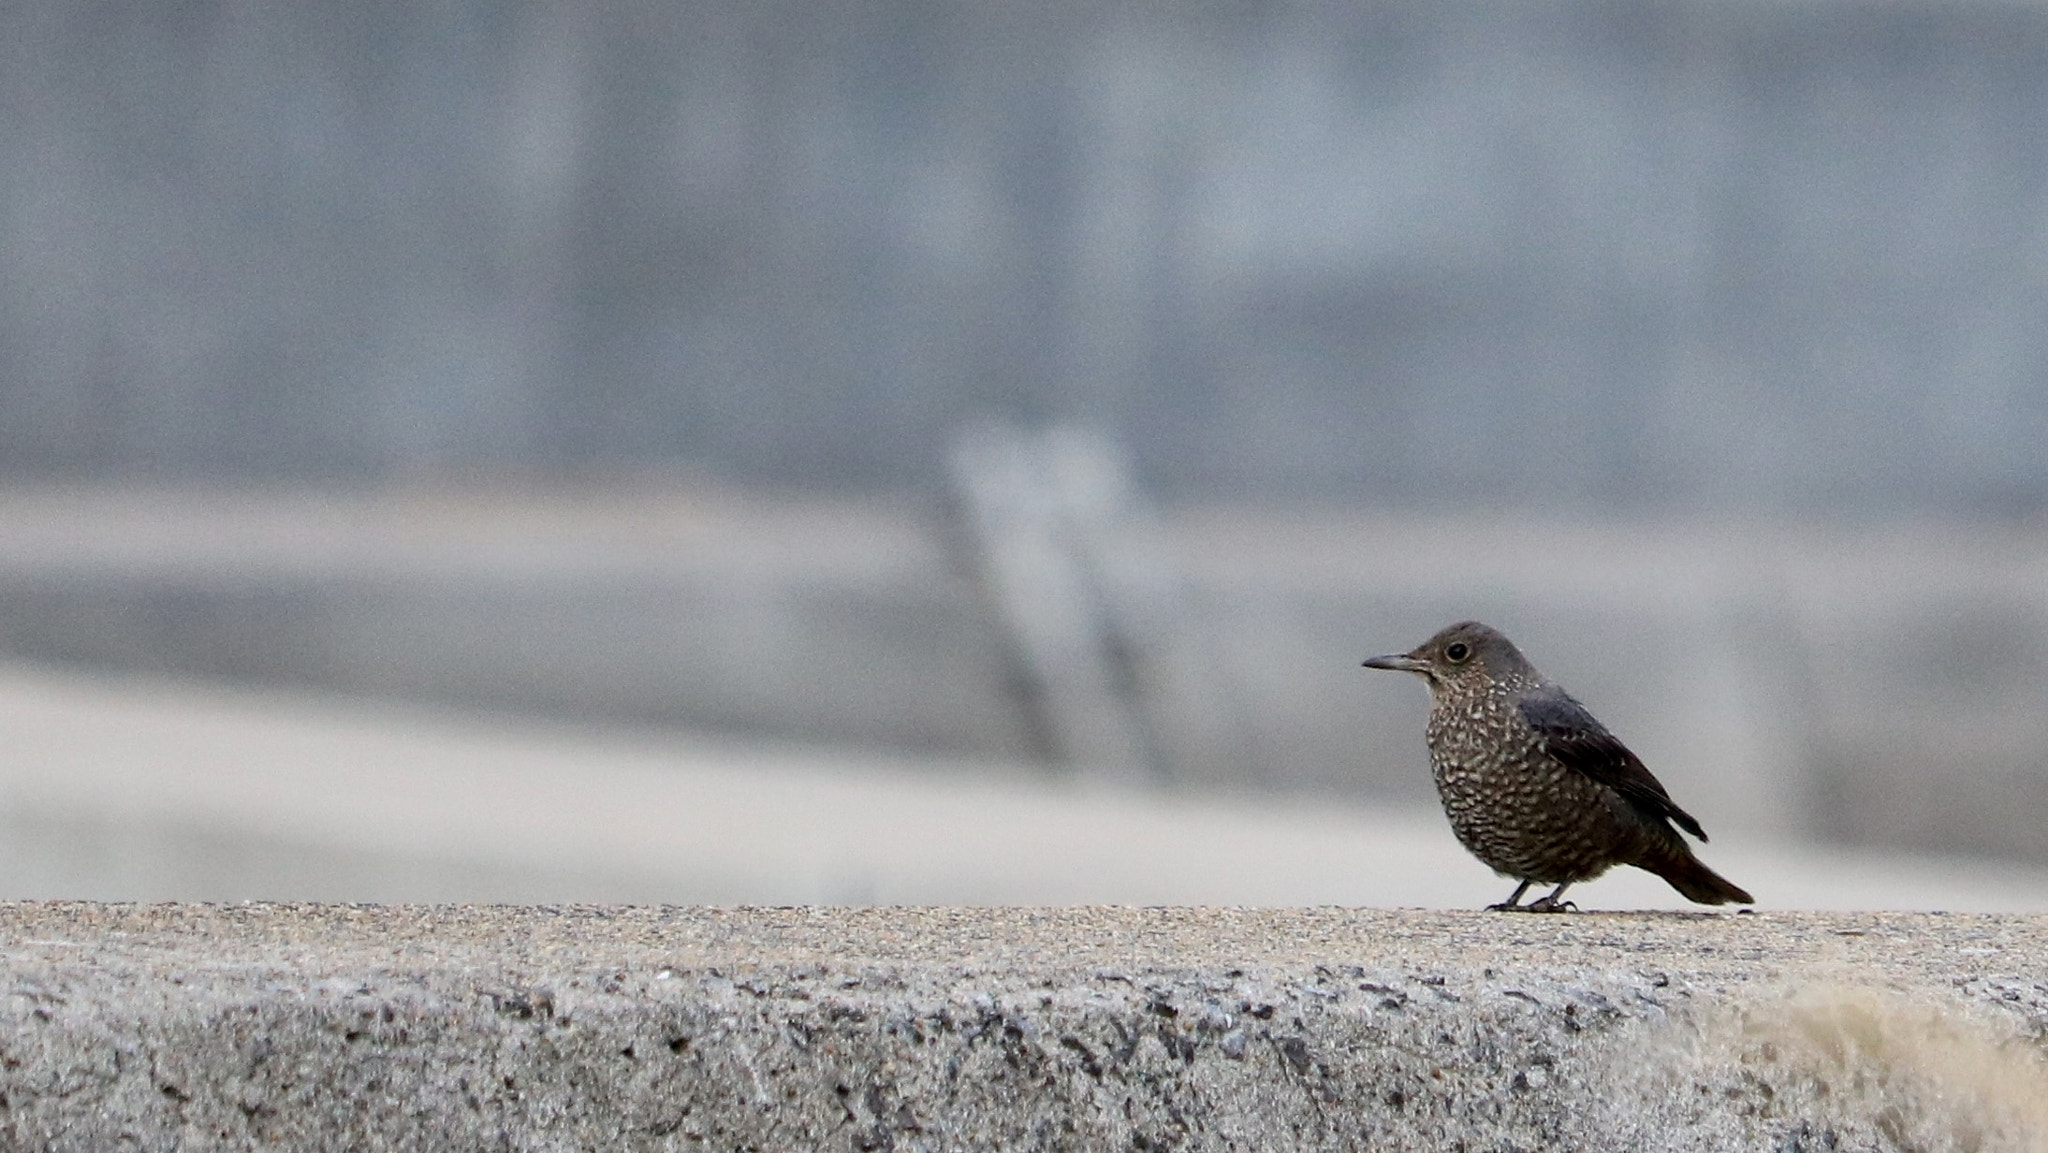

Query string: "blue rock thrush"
[[1362, 621, 1754, 912]]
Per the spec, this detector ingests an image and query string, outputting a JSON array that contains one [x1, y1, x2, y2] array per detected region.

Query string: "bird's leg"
[[1524, 883, 1578, 914], [1486, 880, 1534, 911]]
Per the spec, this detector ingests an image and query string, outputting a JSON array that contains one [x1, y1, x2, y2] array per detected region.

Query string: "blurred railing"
[[0, 478, 2044, 864]]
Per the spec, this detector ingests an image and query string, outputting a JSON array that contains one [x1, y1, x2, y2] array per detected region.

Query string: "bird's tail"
[[1643, 845, 1755, 906]]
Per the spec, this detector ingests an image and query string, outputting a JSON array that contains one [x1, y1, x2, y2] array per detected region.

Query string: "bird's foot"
[[1486, 900, 1577, 913]]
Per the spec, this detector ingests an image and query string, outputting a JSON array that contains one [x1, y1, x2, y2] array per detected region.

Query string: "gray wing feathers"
[[1517, 690, 1710, 841]]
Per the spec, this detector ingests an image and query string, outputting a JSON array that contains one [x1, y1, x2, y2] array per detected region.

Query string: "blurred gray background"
[[2, 0, 2046, 906]]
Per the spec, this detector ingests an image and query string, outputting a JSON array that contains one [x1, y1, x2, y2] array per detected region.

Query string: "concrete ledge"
[[4, 906, 2047, 1150]]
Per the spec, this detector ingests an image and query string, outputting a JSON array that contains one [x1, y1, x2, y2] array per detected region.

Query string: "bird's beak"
[[1361, 653, 1428, 674]]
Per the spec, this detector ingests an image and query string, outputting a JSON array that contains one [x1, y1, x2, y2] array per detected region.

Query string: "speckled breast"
[[1423, 683, 1640, 884]]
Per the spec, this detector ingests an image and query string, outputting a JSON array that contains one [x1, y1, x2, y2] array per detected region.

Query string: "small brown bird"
[[1362, 621, 1753, 912]]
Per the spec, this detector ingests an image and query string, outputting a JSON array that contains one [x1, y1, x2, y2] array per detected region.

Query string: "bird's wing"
[[1517, 690, 1709, 841]]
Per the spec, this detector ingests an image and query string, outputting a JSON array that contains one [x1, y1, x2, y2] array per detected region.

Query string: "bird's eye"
[[1444, 642, 1471, 663]]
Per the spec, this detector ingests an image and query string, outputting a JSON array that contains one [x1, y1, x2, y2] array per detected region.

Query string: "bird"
[[1361, 621, 1753, 912]]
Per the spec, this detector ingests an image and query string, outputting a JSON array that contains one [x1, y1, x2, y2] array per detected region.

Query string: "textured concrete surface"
[[2, 662, 2048, 910], [0, 904, 2045, 1151]]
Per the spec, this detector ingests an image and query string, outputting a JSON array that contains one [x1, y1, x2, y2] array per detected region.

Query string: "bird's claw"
[[1485, 898, 1579, 914]]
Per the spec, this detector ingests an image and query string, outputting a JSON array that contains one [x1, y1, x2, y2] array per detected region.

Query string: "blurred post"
[[949, 423, 1249, 787]]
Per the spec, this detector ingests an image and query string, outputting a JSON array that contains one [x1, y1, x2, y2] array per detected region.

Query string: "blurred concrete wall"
[[4, 646, 2048, 907], [2, 488, 2045, 866], [7, 1, 2048, 871], [4, 1, 2048, 513]]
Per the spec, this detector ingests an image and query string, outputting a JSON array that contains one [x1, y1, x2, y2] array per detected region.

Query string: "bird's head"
[[1361, 620, 1534, 691]]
